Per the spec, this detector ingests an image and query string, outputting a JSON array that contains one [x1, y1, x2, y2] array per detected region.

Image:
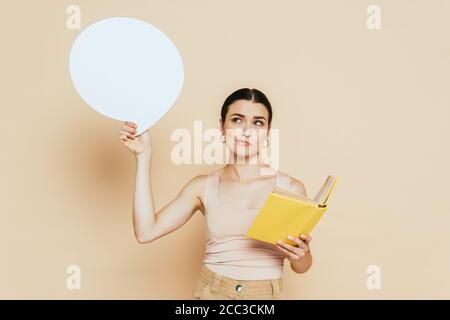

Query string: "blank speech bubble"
[[69, 17, 184, 135]]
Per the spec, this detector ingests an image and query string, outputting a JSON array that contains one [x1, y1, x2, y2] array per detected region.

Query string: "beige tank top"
[[202, 169, 292, 280]]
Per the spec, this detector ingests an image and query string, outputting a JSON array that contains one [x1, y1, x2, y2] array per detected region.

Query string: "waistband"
[[199, 264, 283, 297]]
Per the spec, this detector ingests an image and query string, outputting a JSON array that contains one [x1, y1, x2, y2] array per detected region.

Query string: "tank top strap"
[[274, 171, 291, 190]]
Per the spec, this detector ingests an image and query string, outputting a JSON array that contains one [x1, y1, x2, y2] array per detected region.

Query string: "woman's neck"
[[223, 163, 276, 181]]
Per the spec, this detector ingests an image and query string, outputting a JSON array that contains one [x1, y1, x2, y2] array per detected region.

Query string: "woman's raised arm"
[[119, 121, 206, 244]]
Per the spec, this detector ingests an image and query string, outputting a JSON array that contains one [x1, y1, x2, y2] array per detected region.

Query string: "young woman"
[[118, 88, 313, 300]]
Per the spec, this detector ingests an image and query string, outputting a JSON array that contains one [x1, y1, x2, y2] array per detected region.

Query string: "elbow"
[[136, 237, 147, 244], [135, 233, 154, 244]]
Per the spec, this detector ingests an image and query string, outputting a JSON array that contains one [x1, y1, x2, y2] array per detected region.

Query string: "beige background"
[[1, 0, 449, 299]]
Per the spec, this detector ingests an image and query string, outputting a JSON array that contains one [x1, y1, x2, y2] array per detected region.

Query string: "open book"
[[246, 175, 340, 247]]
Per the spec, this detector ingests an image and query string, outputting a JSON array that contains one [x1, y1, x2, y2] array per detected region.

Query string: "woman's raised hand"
[[118, 121, 151, 158]]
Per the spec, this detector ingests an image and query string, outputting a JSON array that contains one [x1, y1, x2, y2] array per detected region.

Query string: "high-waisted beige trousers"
[[192, 264, 283, 300]]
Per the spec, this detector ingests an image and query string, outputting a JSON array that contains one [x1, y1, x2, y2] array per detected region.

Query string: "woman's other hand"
[[276, 234, 312, 263], [118, 121, 151, 158]]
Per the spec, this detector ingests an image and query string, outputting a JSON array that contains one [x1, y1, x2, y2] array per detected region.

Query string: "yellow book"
[[246, 175, 340, 247]]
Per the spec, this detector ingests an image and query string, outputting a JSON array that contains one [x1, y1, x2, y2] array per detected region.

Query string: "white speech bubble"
[[69, 17, 184, 135]]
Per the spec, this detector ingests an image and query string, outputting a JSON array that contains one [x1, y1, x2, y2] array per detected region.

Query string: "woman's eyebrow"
[[253, 116, 267, 121], [230, 113, 267, 121]]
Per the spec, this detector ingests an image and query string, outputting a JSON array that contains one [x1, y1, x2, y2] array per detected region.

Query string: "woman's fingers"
[[122, 124, 136, 134], [277, 240, 306, 258], [287, 235, 309, 252], [120, 130, 135, 139], [119, 122, 144, 152], [300, 234, 312, 245], [119, 131, 132, 143], [125, 121, 136, 128], [276, 244, 301, 261], [122, 121, 137, 135]]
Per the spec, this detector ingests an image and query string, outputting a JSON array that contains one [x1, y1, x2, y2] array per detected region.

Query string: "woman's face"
[[220, 99, 270, 159]]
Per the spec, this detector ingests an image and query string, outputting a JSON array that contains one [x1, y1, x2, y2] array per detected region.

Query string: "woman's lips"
[[236, 139, 250, 146]]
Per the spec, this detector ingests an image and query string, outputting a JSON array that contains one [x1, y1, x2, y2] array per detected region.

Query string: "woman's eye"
[[231, 117, 241, 123], [254, 120, 264, 126]]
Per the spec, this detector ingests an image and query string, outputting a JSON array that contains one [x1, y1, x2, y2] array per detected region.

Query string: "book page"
[[313, 176, 332, 204], [273, 175, 336, 207], [272, 186, 320, 206]]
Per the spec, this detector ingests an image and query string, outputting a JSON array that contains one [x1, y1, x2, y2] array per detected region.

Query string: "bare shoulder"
[[184, 174, 208, 195], [279, 171, 308, 197], [181, 173, 210, 215]]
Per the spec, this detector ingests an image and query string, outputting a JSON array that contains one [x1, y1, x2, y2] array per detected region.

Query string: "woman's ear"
[[219, 117, 224, 135]]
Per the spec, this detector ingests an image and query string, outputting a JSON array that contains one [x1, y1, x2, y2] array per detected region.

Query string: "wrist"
[[136, 152, 151, 162]]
